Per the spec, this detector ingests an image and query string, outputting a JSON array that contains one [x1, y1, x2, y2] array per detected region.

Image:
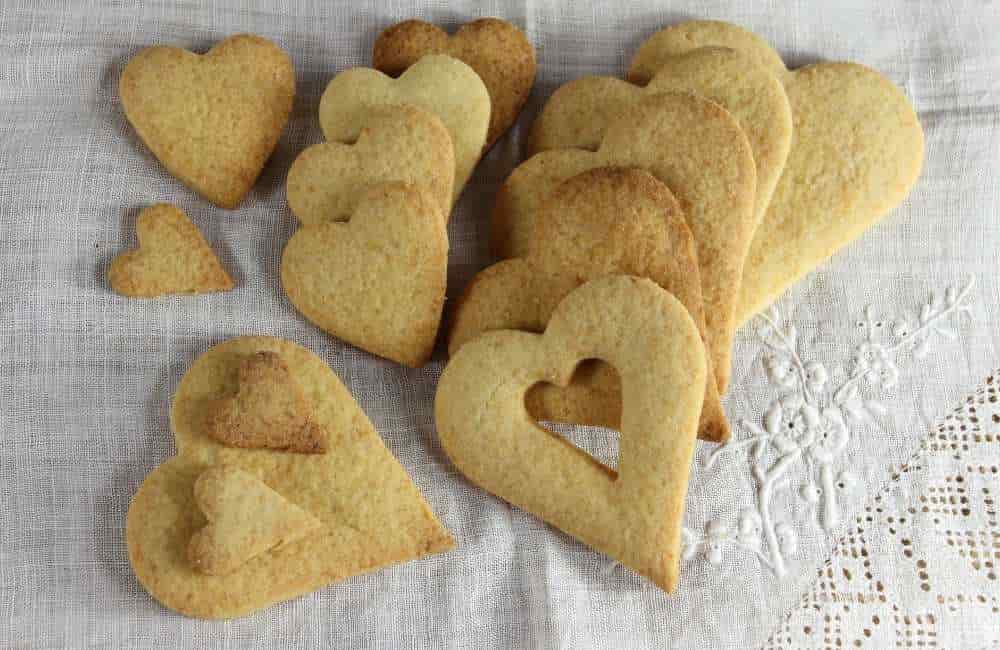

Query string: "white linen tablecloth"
[[1, 1, 999, 647]]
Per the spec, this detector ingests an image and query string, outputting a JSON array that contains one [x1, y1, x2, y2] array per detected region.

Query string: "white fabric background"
[[1, 1, 998, 647]]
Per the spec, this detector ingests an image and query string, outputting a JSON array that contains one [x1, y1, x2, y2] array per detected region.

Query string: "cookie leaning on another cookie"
[[373, 18, 536, 150], [119, 34, 295, 208], [627, 20, 924, 323], [450, 167, 729, 442], [108, 204, 234, 297]]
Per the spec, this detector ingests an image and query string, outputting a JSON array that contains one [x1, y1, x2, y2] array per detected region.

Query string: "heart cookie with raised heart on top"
[[436, 276, 706, 592], [119, 34, 295, 209], [627, 20, 924, 323]]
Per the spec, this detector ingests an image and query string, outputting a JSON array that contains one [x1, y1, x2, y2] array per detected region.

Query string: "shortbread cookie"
[[529, 46, 792, 228], [492, 92, 756, 392], [108, 204, 234, 297], [281, 183, 448, 368], [627, 21, 924, 322], [373, 18, 536, 149], [128, 336, 454, 619], [437, 276, 706, 592], [286, 104, 454, 224], [119, 34, 295, 208], [450, 167, 729, 442], [318, 55, 489, 204]]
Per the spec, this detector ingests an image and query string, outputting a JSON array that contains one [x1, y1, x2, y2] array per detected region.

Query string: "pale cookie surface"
[[492, 92, 756, 392], [281, 182, 448, 368], [206, 351, 327, 454], [529, 46, 792, 228], [450, 167, 728, 442], [318, 54, 489, 205], [119, 34, 295, 208], [187, 466, 323, 575], [628, 21, 924, 323], [286, 104, 454, 224], [373, 18, 536, 150], [127, 336, 454, 619], [436, 276, 706, 592], [108, 203, 234, 297]]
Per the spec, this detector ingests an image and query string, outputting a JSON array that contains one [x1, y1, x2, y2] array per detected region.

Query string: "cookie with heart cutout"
[[108, 204, 234, 297], [492, 91, 756, 393], [627, 20, 924, 323], [127, 336, 454, 619], [286, 104, 454, 224], [449, 167, 729, 442], [436, 275, 706, 592], [373, 18, 536, 150], [318, 54, 490, 207], [281, 182, 448, 368], [119, 34, 295, 208]]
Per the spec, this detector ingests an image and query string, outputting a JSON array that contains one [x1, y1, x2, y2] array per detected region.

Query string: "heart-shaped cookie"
[[436, 276, 706, 592], [319, 55, 490, 206], [187, 466, 323, 575], [373, 18, 536, 150], [286, 104, 454, 224], [127, 336, 454, 619], [108, 204, 234, 297], [281, 182, 448, 368], [119, 34, 295, 208], [627, 21, 924, 322], [528, 46, 792, 228], [492, 92, 756, 392], [450, 167, 729, 442]]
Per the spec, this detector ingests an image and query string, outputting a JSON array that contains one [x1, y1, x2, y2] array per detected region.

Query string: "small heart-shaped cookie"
[[108, 204, 234, 297], [319, 54, 490, 205], [286, 104, 454, 224], [529, 46, 792, 228], [281, 183, 448, 368], [120, 34, 295, 208], [492, 92, 756, 392], [437, 276, 706, 592], [627, 21, 924, 322], [188, 466, 322, 575], [451, 167, 729, 442], [128, 336, 454, 619], [373, 18, 536, 150], [206, 351, 327, 453]]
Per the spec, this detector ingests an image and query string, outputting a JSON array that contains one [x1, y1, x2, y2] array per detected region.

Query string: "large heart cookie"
[[436, 276, 706, 592], [492, 92, 756, 392], [451, 167, 729, 442], [281, 182, 448, 368], [127, 336, 454, 619], [373, 18, 536, 150], [529, 46, 792, 228], [319, 55, 489, 205], [120, 34, 295, 208], [108, 204, 234, 297], [628, 21, 924, 322], [286, 104, 454, 224]]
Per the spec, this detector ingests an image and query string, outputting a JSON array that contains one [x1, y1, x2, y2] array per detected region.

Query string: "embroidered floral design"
[[681, 280, 974, 576]]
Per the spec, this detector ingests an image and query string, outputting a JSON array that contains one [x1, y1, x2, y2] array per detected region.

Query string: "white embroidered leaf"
[[920, 303, 932, 323], [865, 400, 887, 417], [752, 439, 766, 462], [764, 402, 783, 435], [934, 326, 957, 341]]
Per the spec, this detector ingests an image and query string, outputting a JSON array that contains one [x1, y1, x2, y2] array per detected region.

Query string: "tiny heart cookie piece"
[[450, 167, 729, 442], [108, 204, 234, 297], [492, 92, 756, 393], [206, 351, 327, 454], [128, 336, 454, 619], [281, 183, 448, 368], [437, 275, 706, 592], [373, 18, 536, 150], [188, 466, 322, 575], [120, 34, 295, 208], [286, 104, 454, 224], [627, 21, 924, 322], [319, 54, 490, 205]]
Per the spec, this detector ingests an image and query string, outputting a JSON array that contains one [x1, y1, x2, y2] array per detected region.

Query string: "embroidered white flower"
[[805, 408, 849, 464], [704, 520, 728, 564], [804, 361, 828, 392], [737, 509, 763, 549], [853, 341, 900, 388], [764, 353, 797, 389]]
